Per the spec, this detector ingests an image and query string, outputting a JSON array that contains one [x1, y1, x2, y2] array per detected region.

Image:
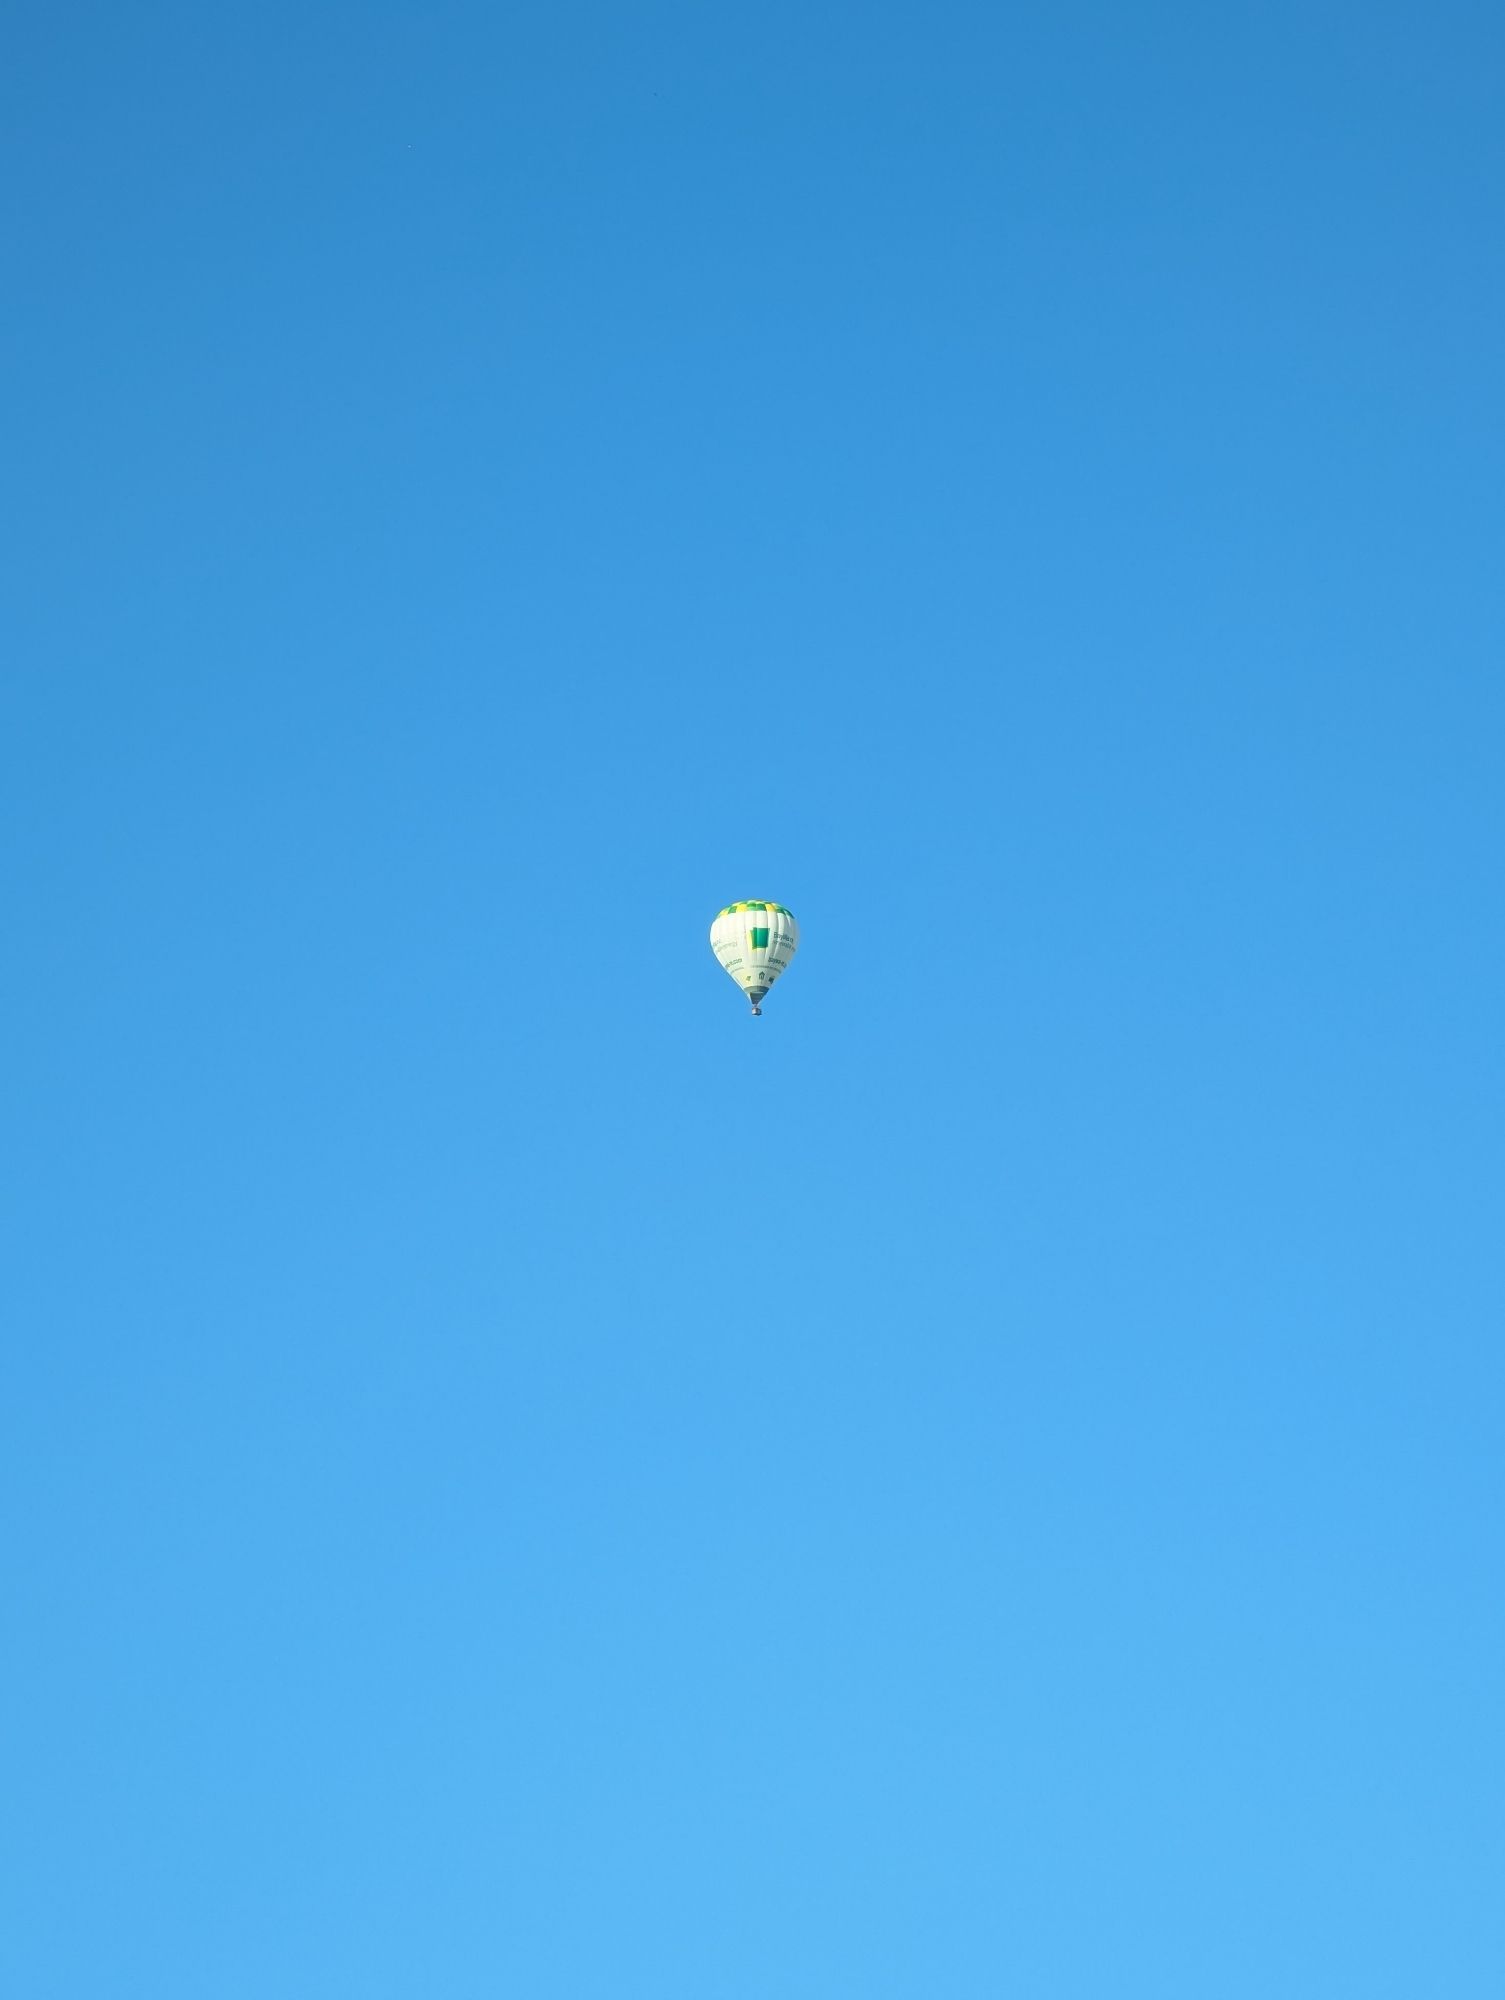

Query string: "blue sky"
[[3, 3, 1502, 1993]]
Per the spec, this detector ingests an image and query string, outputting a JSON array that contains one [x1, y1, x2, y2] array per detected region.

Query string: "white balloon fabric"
[[709, 901, 799, 1016]]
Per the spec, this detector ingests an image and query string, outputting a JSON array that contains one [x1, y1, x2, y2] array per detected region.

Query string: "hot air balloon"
[[710, 901, 799, 1016]]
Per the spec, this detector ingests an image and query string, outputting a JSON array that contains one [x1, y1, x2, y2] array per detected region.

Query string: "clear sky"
[[3, 3, 1503, 1993]]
